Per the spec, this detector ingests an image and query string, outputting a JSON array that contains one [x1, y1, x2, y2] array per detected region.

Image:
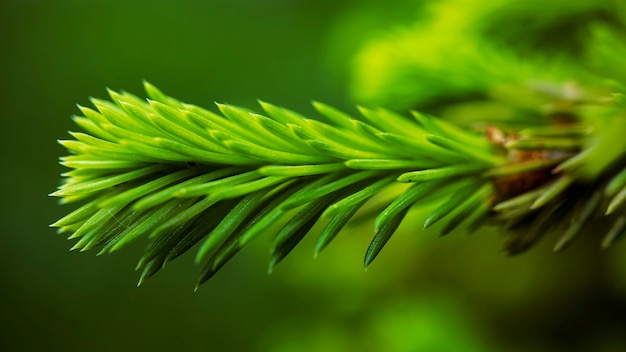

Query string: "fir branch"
[[51, 81, 626, 287]]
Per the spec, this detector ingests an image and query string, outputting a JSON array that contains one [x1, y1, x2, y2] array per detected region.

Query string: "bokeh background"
[[2, 0, 626, 351]]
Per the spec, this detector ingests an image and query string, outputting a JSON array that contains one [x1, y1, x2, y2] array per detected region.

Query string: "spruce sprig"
[[51, 81, 626, 287]]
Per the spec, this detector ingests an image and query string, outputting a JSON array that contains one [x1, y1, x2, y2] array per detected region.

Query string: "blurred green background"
[[2, 0, 626, 351]]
